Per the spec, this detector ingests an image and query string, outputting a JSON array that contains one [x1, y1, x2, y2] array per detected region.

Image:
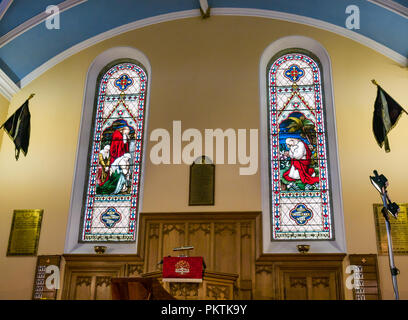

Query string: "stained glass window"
[[81, 61, 147, 242], [268, 51, 333, 240]]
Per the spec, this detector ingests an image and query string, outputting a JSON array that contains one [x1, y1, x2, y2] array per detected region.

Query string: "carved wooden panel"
[[254, 265, 275, 300], [255, 254, 345, 300], [95, 276, 113, 300], [127, 264, 144, 277], [187, 223, 211, 263], [73, 275, 92, 300], [169, 283, 199, 299], [162, 223, 185, 257], [68, 272, 117, 300], [138, 212, 261, 298], [142, 270, 237, 300], [310, 274, 335, 300], [284, 274, 308, 300], [206, 283, 230, 300], [146, 223, 160, 272], [214, 223, 237, 274], [62, 255, 142, 300], [283, 272, 336, 300]]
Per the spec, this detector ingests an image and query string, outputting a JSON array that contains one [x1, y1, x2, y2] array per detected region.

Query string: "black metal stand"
[[381, 191, 400, 300]]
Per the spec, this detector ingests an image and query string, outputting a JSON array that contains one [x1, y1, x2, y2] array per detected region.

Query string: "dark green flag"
[[372, 85, 406, 153], [1, 99, 31, 160]]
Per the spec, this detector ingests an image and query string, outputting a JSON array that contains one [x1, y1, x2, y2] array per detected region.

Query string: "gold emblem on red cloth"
[[175, 260, 190, 275]]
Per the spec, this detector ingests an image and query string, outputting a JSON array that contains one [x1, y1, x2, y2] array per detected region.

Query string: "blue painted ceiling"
[[1, 0, 66, 35], [0, 0, 407, 87], [393, 0, 408, 6]]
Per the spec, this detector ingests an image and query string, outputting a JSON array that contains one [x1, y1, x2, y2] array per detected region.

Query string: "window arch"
[[80, 60, 147, 242], [268, 50, 331, 240], [260, 36, 346, 253], [65, 47, 151, 253]]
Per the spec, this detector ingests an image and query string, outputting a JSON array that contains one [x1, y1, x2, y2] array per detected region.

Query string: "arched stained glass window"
[[268, 51, 333, 240], [81, 61, 147, 242]]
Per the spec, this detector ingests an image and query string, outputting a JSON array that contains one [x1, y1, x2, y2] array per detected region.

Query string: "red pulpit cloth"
[[162, 257, 203, 283]]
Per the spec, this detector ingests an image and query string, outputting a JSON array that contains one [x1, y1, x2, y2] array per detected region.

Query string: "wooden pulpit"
[[111, 277, 176, 300], [142, 270, 238, 300]]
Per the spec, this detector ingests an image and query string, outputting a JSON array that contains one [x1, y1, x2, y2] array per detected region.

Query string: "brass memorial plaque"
[[7, 209, 43, 256], [189, 159, 215, 206], [373, 203, 408, 255]]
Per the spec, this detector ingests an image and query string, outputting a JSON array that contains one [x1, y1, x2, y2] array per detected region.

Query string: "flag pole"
[[371, 80, 408, 115], [0, 93, 35, 129]]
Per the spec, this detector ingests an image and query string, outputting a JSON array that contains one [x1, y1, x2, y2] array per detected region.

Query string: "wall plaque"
[[7, 209, 43, 256], [32, 255, 61, 300], [349, 254, 381, 300], [189, 157, 215, 206], [373, 203, 408, 255]]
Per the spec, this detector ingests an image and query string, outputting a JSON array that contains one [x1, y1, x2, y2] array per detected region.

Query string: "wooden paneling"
[[61, 212, 346, 300], [187, 223, 211, 263], [282, 272, 337, 300], [138, 212, 261, 299], [62, 255, 143, 300], [142, 270, 238, 300], [214, 223, 237, 273], [255, 254, 346, 300]]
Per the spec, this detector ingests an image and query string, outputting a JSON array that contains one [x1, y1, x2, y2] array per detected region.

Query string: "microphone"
[[173, 246, 194, 251]]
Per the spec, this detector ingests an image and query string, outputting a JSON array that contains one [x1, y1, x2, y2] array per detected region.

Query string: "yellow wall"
[[0, 94, 9, 149], [0, 16, 407, 299]]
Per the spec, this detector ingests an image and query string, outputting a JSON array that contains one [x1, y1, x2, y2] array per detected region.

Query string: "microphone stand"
[[380, 186, 400, 300]]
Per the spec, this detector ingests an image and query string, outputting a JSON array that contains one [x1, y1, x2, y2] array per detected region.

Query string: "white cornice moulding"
[[368, 0, 408, 18], [19, 8, 408, 88], [0, 68, 19, 101], [0, 0, 87, 48], [0, 0, 14, 21]]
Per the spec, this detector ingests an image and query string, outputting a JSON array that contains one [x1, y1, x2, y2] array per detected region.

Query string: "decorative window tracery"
[[268, 52, 333, 240], [81, 61, 147, 242]]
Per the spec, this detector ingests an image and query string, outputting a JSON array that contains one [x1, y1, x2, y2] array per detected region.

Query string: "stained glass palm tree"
[[286, 116, 316, 149]]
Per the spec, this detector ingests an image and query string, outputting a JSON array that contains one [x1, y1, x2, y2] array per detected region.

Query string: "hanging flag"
[[1, 99, 31, 160], [372, 81, 407, 153]]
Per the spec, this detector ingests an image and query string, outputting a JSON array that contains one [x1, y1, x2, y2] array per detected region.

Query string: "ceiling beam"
[[0, 0, 13, 20], [368, 0, 408, 18], [0, 0, 87, 48]]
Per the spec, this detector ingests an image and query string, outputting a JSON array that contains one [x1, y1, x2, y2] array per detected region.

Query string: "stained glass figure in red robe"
[[283, 138, 319, 185], [110, 126, 130, 163]]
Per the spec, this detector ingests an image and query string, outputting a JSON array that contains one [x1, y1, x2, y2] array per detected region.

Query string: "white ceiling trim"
[[368, 0, 408, 18], [18, 8, 408, 89], [0, 68, 19, 101], [0, 0, 13, 21], [0, 0, 87, 48]]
